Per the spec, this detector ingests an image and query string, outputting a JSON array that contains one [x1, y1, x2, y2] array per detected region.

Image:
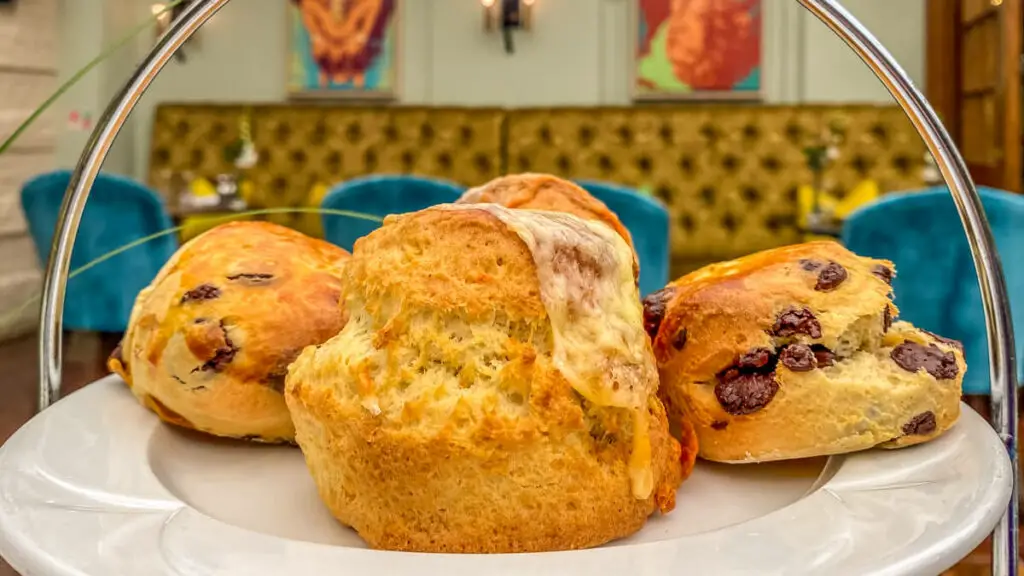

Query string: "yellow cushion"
[[834, 179, 879, 220], [190, 177, 217, 197]]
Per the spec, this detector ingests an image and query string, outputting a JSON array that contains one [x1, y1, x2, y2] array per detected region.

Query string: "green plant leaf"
[[0, 0, 185, 157]]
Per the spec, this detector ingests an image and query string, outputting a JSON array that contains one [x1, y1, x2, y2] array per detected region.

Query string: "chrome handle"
[[37, 0, 230, 411], [796, 2, 1018, 574]]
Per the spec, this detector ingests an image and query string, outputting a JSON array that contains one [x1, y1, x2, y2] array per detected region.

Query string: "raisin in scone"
[[643, 241, 964, 463], [107, 221, 349, 443], [285, 204, 683, 552]]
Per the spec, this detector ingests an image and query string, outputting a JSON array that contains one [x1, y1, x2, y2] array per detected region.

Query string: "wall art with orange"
[[634, 0, 761, 100], [288, 0, 398, 99]]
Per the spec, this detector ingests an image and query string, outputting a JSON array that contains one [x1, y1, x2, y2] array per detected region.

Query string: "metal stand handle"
[[796, 3, 1019, 574], [38, 0, 1019, 574]]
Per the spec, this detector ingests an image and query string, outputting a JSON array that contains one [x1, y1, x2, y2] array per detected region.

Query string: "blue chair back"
[[20, 170, 178, 332], [321, 175, 465, 252], [576, 180, 670, 297], [841, 186, 1024, 395]]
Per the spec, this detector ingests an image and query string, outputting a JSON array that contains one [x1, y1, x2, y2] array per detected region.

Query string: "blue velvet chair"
[[21, 170, 178, 333], [841, 186, 1024, 395], [320, 175, 465, 252], [576, 180, 670, 297]]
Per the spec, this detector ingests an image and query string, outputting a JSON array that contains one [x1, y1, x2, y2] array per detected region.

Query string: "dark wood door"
[[927, 0, 1022, 192]]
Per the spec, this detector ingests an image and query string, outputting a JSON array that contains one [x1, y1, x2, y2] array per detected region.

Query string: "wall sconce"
[[151, 1, 196, 62], [482, 0, 534, 54], [151, 3, 172, 34]]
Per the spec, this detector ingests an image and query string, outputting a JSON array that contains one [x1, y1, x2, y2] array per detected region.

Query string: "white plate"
[[0, 376, 1012, 576]]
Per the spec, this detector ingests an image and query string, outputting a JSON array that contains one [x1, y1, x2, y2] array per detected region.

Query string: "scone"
[[285, 203, 685, 553], [456, 173, 634, 248], [108, 221, 349, 443], [643, 241, 964, 463]]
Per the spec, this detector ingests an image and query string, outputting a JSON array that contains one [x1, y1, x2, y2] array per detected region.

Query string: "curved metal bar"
[[37, 0, 1017, 573], [797, 1, 1019, 574], [37, 0, 229, 411]]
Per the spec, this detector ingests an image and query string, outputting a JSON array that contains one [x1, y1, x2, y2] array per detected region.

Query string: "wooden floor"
[[0, 332, 1017, 575]]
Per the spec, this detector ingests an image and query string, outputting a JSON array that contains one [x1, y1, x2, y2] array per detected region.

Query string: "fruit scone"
[[642, 241, 965, 463], [108, 221, 349, 443]]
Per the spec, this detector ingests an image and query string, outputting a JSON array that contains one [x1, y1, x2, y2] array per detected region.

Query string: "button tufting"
[[364, 149, 379, 171], [401, 150, 416, 170], [474, 153, 492, 173], [617, 125, 634, 145], [188, 149, 204, 169], [420, 124, 435, 144], [538, 125, 552, 144], [578, 125, 595, 146], [678, 212, 695, 232], [700, 186, 716, 206], [761, 156, 781, 172], [721, 213, 739, 232], [659, 124, 674, 144], [346, 123, 363, 143]]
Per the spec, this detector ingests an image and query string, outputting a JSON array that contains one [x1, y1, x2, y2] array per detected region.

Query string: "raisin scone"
[[285, 204, 685, 553], [107, 221, 349, 443], [643, 241, 964, 463]]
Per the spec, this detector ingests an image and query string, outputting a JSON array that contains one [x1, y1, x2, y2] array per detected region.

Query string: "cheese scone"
[[286, 204, 684, 553], [108, 221, 349, 443], [643, 241, 964, 463]]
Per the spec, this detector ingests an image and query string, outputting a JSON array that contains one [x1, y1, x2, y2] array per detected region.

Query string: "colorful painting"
[[634, 0, 761, 100], [288, 0, 398, 99]]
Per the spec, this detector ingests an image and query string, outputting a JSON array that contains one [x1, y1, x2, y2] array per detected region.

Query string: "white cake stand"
[[10, 0, 1019, 574], [0, 376, 1012, 575]]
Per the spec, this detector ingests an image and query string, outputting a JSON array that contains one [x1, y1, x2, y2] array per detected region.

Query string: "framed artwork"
[[633, 0, 762, 101], [288, 0, 399, 99]]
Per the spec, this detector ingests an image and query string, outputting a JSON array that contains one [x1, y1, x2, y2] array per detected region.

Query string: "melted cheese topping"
[[438, 203, 656, 499]]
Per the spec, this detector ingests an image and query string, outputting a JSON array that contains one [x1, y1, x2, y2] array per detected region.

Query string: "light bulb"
[[481, 0, 496, 7]]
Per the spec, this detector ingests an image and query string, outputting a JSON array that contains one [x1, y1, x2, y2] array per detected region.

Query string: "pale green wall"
[[56, 0, 926, 179], [56, 0, 142, 175]]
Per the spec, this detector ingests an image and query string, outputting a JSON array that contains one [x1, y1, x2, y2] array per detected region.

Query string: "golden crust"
[[349, 206, 548, 322], [286, 205, 683, 552], [110, 221, 349, 443], [646, 241, 964, 463]]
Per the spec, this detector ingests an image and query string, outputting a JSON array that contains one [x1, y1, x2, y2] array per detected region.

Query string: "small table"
[[168, 196, 248, 222]]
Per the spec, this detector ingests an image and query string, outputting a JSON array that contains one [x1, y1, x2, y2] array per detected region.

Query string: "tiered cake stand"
[[0, 1, 1018, 574]]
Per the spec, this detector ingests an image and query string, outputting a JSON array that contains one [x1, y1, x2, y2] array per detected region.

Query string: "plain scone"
[[108, 221, 349, 443], [643, 241, 965, 463], [285, 203, 685, 553]]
